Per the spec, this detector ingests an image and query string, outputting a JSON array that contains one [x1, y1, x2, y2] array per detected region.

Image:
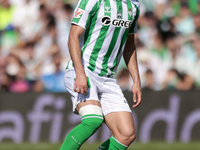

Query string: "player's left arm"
[[123, 34, 142, 108]]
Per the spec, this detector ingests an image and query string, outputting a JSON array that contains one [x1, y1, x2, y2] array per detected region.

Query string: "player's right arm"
[[68, 25, 87, 94], [68, 0, 99, 94]]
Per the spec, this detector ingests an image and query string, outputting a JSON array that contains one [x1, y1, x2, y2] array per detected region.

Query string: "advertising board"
[[0, 91, 199, 143]]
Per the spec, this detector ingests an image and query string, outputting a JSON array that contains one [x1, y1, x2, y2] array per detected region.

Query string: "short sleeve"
[[128, 0, 140, 34], [71, 0, 99, 29]]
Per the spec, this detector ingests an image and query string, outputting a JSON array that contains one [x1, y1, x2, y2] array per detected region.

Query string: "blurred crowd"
[[0, 0, 200, 92]]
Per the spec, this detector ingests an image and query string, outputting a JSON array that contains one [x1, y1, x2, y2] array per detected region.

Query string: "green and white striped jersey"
[[67, 0, 140, 77]]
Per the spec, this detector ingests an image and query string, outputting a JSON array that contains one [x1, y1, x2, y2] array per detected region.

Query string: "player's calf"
[[60, 105, 103, 150]]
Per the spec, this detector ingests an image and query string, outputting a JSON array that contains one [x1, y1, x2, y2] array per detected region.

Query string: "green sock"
[[97, 136, 128, 150], [60, 114, 103, 150]]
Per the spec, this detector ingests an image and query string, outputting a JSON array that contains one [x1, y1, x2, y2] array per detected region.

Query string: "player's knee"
[[115, 127, 136, 145], [129, 131, 136, 143], [79, 105, 103, 130], [123, 130, 136, 144]]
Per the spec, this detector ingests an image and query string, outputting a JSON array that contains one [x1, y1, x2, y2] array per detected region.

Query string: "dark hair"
[[46, 13, 55, 23], [47, 20, 56, 29], [39, 4, 46, 11], [146, 69, 153, 75], [181, 1, 189, 8], [64, 4, 73, 11], [25, 42, 35, 48]]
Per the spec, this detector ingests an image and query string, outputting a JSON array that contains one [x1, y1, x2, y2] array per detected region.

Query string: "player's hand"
[[132, 82, 142, 108], [74, 74, 88, 94]]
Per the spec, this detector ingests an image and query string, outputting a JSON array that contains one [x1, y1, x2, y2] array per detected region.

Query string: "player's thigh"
[[100, 77, 132, 115], [76, 100, 101, 112], [104, 111, 136, 138]]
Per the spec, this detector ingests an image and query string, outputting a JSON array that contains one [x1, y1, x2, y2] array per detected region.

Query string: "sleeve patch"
[[74, 8, 85, 18]]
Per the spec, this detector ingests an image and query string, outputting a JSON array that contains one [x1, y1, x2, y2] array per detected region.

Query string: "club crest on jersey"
[[128, 9, 132, 16], [101, 16, 132, 28], [74, 8, 84, 18]]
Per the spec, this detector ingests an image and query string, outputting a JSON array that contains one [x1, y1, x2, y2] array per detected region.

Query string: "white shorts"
[[64, 67, 132, 116]]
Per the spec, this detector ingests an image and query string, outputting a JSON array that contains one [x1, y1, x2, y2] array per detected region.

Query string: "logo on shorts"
[[74, 8, 84, 18], [101, 16, 132, 28], [83, 92, 89, 96]]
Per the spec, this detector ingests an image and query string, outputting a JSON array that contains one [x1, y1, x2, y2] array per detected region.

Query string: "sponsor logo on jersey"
[[101, 16, 112, 25], [105, 6, 110, 13], [74, 8, 84, 18], [101, 16, 132, 28]]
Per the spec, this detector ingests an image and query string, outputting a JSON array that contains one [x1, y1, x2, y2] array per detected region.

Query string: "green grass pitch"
[[1, 142, 200, 150]]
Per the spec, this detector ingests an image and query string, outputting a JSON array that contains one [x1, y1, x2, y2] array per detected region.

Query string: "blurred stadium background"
[[0, 0, 200, 150]]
